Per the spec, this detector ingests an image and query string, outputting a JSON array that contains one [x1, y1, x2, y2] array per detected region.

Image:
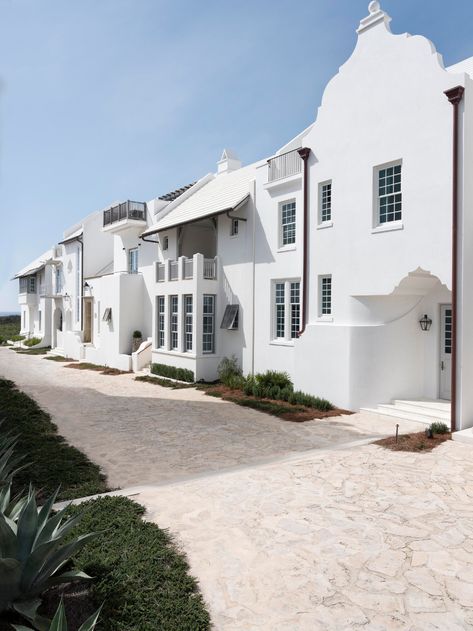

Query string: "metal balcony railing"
[[267, 149, 302, 182], [103, 200, 146, 226]]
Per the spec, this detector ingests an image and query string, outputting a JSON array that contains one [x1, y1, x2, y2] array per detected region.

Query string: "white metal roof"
[[60, 227, 83, 243], [447, 55, 473, 77], [143, 161, 262, 234], [13, 249, 54, 279]]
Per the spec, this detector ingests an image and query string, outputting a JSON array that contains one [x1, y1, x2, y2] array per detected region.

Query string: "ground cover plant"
[[23, 337, 42, 347], [13, 347, 51, 356], [66, 496, 211, 631], [64, 363, 128, 375], [151, 363, 194, 383], [374, 422, 451, 452], [44, 356, 78, 362], [135, 375, 194, 389], [0, 379, 108, 501]]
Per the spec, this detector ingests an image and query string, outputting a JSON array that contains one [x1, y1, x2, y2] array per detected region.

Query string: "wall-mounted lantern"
[[419, 314, 432, 332]]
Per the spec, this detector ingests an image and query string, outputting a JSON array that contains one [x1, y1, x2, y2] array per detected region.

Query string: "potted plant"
[[132, 330, 143, 352]]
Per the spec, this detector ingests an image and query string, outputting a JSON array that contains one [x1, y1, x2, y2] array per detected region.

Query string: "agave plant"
[[11, 598, 102, 631], [0, 420, 29, 486], [0, 486, 99, 630], [0, 483, 29, 521]]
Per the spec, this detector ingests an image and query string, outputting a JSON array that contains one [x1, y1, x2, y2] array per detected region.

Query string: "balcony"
[[103, 201, 147, 231], [156, 254, 218, 284], [267, 149, 302, 183]]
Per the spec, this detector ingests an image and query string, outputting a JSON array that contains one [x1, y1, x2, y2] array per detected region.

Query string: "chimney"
[[217, 148, 242, 175]]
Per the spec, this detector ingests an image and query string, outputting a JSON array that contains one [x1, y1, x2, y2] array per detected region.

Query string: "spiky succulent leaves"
[[0, 442, 29, 486], [0, 557, 22, 611], [0, 484, 29, 522], [10, 599, 103, 631]]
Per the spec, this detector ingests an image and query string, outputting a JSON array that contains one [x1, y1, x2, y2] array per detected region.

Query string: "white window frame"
[[279, 199, 296, 248], [157, 296, 165, 348], [271, 279, 301, 343], [373, 160, 403, 230], [170, 295, 178, 350], [161, 235, 169, 251], [318, 275, 332, 318], [128, 248, 138, 274], [318, 180, 333, 226], [202, 294, 215, 354], [184, 295, 193, 352]]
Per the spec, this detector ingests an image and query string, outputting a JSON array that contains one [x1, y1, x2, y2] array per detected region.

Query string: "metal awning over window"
[[102, 308, 112, 322], [220, 304, 239, 330]]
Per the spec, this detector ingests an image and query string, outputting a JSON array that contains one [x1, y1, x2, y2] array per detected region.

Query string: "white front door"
[[439, 304, 452, 400]]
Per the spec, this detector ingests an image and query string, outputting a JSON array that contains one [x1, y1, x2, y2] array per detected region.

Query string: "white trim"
[[317, 221, 333, 230], [371, 221, 404, 234]]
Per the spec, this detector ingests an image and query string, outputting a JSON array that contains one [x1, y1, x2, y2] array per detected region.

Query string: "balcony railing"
[[103, 200, 146, 227], [156, 255, 217, 283], [267, 149, 302, 182]]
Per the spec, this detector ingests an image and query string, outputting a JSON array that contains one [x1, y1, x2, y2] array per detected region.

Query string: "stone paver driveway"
[[0, 348, 423, 488]]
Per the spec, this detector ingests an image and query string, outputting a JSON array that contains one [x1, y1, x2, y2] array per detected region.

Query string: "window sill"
[[316, 316, 333, 323], [270, 340, 295, 347], [372, 221, 403, 234], [277, 245, 296, 253], [317, 221, 333, 230]]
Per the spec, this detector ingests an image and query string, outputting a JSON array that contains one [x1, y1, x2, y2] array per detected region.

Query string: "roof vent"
[[217, 148, 242, 175]]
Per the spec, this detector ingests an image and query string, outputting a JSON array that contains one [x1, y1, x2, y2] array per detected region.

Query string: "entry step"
[[361, 399, 450, 426]]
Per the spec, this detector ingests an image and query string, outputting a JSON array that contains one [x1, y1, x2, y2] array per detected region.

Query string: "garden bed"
[[64, 362, 129, 375], [0, 378, 109, 501], [135, 374, 195, 389], [374, 431, 451, 452], [202, 384, 349, 422], [44, 355, 78, 362]]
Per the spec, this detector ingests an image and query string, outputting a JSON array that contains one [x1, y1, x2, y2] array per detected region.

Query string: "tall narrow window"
[[377, 163, 402, 224], [202, 295, 215, 353], [184, 295, 193, 352], [170, 295, 178, 350], [319, 181, 332, 223], [275, 283, 285, 338], [319, 276, 332, 316], [28, 276, 36, 293], [230, 218, 239, 236], [128, 248, 138, 274], [290, 282, 300, 338], [280, 200, 296, 246], [55, 267, 62, 294], [158, 296, 165, 348]]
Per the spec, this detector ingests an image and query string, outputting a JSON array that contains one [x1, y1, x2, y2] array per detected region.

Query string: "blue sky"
[[1, 0, 473, 311]]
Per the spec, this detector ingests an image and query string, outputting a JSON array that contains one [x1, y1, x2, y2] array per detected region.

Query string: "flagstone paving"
[[137, 440, 473, 630]]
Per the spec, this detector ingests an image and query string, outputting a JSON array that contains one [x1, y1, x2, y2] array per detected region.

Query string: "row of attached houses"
[[14, 2, 473, 431]]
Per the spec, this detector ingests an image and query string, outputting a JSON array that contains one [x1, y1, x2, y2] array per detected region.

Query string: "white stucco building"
[[14, 2, 473, 432]]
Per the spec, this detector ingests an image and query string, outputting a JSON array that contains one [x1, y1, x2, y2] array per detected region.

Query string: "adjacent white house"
[[14, 2, 473, 432]]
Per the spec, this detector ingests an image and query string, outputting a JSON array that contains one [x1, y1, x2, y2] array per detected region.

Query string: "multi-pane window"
[[281, 200, 296, 246], [170, 295, 178, 350], [128, 248, 138, 274], [275, 283, 285, 338], [320, 276, 332, 316], [273, 279, 300, 341], [157, 296, 165, 348], [444, 308, 452, 354], [184, 295, 193, 352], [320, 182, 332, 223], [230, 218, 239, 236], [378, 163, 402, 224], [290, 282, 300, 338], [202, 295, 215, 353]]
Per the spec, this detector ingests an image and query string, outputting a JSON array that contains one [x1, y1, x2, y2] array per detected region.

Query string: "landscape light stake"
[[395, 424, 399, 443]]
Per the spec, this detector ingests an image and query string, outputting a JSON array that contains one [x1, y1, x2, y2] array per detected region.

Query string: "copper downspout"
[[444, 85, 464, 433], [297, 147, 311, 337]]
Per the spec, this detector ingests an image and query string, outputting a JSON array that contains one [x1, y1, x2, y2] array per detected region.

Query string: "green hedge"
[[68, 496, 211, 631], [151, 363, 194, 383], [23, 336, 42, 347]]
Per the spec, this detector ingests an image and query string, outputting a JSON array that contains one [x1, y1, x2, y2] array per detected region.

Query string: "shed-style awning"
[[12, 250, 54, 279], [142, 161, 261, 236]]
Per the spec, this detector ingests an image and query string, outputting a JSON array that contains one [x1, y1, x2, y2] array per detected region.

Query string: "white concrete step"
[[388, 402, 450, 421], [361, 399, 450, 426], [453, 428, 473, 445]]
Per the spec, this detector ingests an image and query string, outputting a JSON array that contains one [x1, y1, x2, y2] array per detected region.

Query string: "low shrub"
[[217, 355, 242, 386], [429, 421, 449, 435], [255, 370, 293, 391], [226, 374, 246, 390], [10, 335, 25, 342], [23, 336, 42, 347], [135, 375, 194, 389], [151, 363, 194, 383], [133, 330, 142, 338], [67, 496, 211, 631]]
